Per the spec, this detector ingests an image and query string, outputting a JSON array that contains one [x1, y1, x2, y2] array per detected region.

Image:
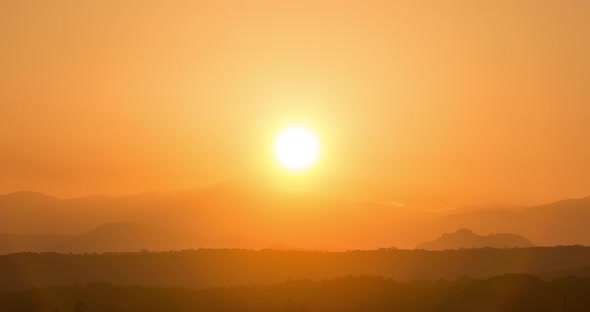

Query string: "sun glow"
[[275, 127, 319, 170]]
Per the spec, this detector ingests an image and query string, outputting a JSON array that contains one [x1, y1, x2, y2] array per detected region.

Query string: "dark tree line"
[[1, 246, 590, 291]]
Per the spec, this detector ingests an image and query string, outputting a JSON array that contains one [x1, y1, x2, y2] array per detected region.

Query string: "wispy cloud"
[[385, 201, 406, 208]]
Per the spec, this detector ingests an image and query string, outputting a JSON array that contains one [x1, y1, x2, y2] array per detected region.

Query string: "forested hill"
[[1, 275, 589, 312], [1, 246, 590, 291]]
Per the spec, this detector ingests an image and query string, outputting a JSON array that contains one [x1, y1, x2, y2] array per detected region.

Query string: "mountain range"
[[0, 183, 589, 253], [0, 222, 195, 254]]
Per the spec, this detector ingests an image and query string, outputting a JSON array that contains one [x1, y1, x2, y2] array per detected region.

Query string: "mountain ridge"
[[416, 228, 535, 250], [0, 186, 589, 250]]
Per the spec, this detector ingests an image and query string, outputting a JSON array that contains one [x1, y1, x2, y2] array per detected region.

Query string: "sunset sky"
[[1, 0, 589, 209]]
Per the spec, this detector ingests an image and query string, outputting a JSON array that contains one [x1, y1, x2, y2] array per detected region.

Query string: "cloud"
[[385, 201, 406, 208]]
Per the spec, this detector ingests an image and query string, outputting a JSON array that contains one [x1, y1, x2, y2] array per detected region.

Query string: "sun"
[[275, 127, 319, 170]]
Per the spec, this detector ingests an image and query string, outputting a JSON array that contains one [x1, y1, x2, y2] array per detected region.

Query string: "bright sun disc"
[[275, 127, 319, 170]]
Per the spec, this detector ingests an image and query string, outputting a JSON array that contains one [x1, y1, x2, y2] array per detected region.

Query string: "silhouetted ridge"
[[52, 222, 199, 253], [416, 228, 534, 250], [1, 188, 590, 249], [0, 191, 59, 205]]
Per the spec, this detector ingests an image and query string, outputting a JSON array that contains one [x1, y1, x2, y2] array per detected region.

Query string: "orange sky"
[[1, 0, 589, 209]]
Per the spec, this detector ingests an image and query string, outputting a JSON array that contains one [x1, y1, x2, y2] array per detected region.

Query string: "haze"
[[3, 2, 590, 310], [1, 0, 590, 210]]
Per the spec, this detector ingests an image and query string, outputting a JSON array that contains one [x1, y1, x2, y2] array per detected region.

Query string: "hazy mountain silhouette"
[[436, 203, 523, 214], [0, 191, 60, 207], [0, 187, 589, 250], [0, 223, 205, 254], [429, 195, 590, 247], [0, 183, 415, 250], [52, 222, 203, 253], [0, 233, 70, 254], [416, 228, 534, 250]]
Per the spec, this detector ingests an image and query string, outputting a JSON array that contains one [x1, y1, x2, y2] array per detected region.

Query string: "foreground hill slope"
[[1, 274, 589, 312]]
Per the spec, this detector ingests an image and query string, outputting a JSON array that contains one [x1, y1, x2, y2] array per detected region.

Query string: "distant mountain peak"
[[1, 191, 58, 199], [440, 228, 478, 239], [0, 191, 60, 207], [417, 229, 534, 250], [454, 228, 475, 235]]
